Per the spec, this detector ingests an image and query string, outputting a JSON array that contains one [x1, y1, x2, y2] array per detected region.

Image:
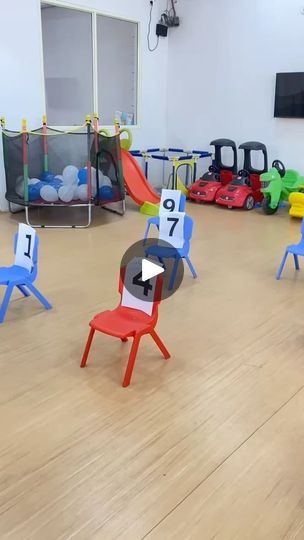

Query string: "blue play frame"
[[131, 147, 212, 189]]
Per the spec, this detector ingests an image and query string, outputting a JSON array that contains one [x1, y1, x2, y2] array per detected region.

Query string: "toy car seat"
[[209, 139, 238, 185]]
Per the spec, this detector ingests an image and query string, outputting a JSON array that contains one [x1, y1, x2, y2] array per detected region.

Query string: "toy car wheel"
[[228, 205, 233, 209], [244, 195, 255, 210], [262, 196, 279, 215]]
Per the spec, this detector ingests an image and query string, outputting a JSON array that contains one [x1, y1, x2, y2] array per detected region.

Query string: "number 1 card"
[[15, 223, 36, 272]]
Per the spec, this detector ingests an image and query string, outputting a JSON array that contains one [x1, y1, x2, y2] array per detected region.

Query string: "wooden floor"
[[1, 200, 304, 539]]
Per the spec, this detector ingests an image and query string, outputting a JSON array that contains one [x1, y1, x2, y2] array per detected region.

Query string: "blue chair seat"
[[286, 244, 304, 255], [0, 265, 30, 285], [146, 245, 181, 259]]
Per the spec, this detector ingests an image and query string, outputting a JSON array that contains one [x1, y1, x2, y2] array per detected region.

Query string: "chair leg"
[[294, 254, 300, 270], [158, 257, 166, 270], [26, 283, 52, 310], [17, 285, 30, 297], [143, 223, 150, 245], [0, 284, 14, 324], [169, 257, 180, 290], [80, 327, 95, 368], [185, 255, 198, 279], [150, 329, 171, 359], [122, 335, 141, 387], [276, 251, 289, 280]]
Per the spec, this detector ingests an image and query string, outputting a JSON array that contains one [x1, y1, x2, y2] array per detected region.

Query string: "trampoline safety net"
[[2, 125, 125, 216]]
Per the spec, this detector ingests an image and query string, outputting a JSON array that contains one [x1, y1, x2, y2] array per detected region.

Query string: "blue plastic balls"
[[99, 185, 114, 201], [50, 178, 63, 190], [78, 168, 88, 185], [41, 171, 55, 183], [28, 183, 42, 201]]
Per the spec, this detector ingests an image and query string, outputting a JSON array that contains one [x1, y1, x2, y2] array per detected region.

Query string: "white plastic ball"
[[72, 185, 79, 200], [40, 185, 59, 203], [100, 175, 112, 187], [76, 184, 89, 201], [91, 183, 97, 197], [15, 176, 24, 197], [90, 167, 97, 196], [58, 185, 74, 203], [91, 167, 97, 182], [28, 178, 41, 185], [62, 165, 78, 185]]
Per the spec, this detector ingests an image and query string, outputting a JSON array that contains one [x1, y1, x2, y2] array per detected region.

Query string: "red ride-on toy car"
[[189, 139, 238, 203], [215, 141, 268, 210]]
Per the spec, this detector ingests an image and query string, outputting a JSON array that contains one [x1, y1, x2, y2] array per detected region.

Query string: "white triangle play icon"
[[142, 258, 164, 282]]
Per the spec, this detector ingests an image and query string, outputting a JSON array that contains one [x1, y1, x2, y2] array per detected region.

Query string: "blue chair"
[[144, 214, 197, 290], [0, 231, 52, 323], [276, 219, 304, 280], [143, 194, 187, 241]]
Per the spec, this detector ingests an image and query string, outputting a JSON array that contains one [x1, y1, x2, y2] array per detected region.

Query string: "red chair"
[[80, 265, 170, 387]]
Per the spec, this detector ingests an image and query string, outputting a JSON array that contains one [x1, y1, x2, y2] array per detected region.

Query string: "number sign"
[[159, 212, 185, 249], [15, 223, 36, 272], [159, 189, 182, 215], [121, 257, 157, 316]]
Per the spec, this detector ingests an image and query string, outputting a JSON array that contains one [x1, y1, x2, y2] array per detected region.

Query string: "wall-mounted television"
[[274, 72, 304, 118]]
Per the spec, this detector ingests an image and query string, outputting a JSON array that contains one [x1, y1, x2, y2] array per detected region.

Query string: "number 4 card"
[[121, 257, 157, 316], [159, 212, 185, 249]]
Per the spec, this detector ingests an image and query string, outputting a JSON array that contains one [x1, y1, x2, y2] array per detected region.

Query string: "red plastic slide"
[[121, 149, 160, 206]]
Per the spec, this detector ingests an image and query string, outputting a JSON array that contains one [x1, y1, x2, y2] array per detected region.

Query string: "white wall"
[[167, 0, 304, 171], [0, 0, 168, 210]]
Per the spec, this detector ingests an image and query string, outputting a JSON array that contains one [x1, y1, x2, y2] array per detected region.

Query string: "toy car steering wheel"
[[237, 169, 249, 178], [208, 165, 220, 180], [272, 160, 286, 178]]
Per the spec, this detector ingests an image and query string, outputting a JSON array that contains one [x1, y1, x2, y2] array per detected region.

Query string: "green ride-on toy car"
[[260, 160, 304, 214]]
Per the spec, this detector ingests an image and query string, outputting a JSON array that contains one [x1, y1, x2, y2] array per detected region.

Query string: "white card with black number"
[[121, 257, 157, 316], [159, 189, 181, 215], [159, 212, 185, 249], [15, 223, 36, 272]]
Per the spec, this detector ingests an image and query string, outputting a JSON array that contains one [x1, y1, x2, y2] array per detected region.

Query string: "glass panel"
[[97, 16, 138, 125], [41, 5, 93, 125]]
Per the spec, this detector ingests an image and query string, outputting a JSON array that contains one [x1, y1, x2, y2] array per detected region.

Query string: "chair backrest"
[[183, 215, 194, 252], [178, 194, 186, 212], [14, 224, 38, 273], [119, 259, 162, 317]]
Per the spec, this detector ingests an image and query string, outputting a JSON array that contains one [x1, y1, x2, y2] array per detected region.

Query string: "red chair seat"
[[81, 270, 170, 387], [90, 306, 155, 339]]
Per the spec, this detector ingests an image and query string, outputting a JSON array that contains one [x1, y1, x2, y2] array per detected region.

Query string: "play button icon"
[[142, 258, 164, 281], [120, 238, 184, 302]]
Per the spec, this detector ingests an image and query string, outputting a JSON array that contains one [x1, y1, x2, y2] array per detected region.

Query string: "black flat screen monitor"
[[274, 72, 304, 118]]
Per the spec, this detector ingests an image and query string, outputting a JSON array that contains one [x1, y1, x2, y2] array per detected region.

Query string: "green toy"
[[261, 160, 304, 214]]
